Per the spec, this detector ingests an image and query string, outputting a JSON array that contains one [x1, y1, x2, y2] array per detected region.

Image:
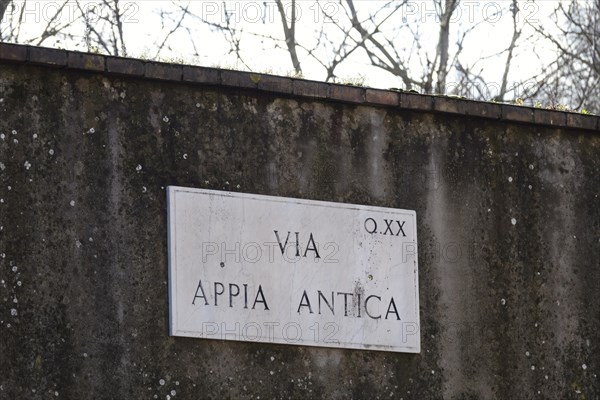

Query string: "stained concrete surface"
[[0, 62, 598, 399]]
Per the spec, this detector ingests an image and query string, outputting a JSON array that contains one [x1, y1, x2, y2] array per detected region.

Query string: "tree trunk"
[[0, 0, 11, 23], [435, 0, 458, 94], [276, 0, 302, 75]]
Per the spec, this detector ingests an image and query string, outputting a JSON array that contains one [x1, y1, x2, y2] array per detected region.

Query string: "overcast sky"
[[5, 0, 562, 97]]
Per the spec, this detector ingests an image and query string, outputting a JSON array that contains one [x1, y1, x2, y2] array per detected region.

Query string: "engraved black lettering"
[[192, 279, 209, 305], [364, 218, 377, 234], [385, 297, 401, 320], [297, 290, 313, 313], [252, 285, 270, 310], [214, 282, 224, 306], [383, 219, 395, 235], [274, 230, 291, 255], [303, 233, 321, 258], [229, 283, 240, 307], [318, 290, 335, 315], [337, 292, 354, 316], [396, 220, 407, 237], [365, 295, 382, 319]]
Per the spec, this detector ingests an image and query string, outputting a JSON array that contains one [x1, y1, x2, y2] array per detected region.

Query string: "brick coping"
[[1, 43, 598, 132]]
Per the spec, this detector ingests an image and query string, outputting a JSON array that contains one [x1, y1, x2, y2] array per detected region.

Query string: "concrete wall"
[[0, 44, 598, 399]]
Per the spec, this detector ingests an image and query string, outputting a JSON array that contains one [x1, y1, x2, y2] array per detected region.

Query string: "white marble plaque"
[[167, 186, 420, 353]]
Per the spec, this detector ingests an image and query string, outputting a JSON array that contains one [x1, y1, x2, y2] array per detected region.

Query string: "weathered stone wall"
[[0, 45, 598, 399]]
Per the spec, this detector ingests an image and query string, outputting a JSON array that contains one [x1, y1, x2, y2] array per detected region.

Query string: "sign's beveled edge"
[[167, 186, 178, 336], [171, 328, 420, 353], [166, 185, 417, 217], [412, 209, 421, 353]]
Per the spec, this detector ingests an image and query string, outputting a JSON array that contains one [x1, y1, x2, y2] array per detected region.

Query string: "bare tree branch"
[[275, 0, 301, 74], [434, 0, 459, 93], [496, 0, 521, 101]]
